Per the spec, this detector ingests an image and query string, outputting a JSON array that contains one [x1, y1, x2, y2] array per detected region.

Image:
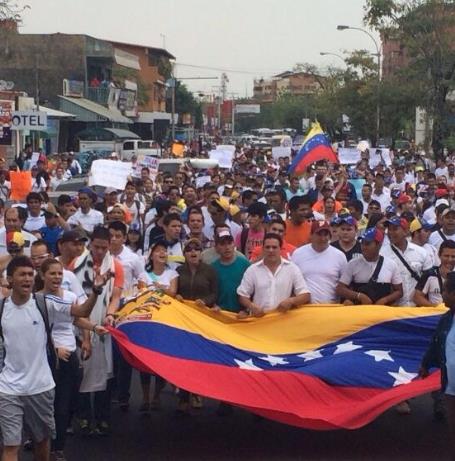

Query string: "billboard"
[[235, 104, 261, 114]]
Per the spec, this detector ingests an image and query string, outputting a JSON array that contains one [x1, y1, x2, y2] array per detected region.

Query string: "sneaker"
[[395, 401, 411, 415], [96, 421, 111, 436], [78, 419, 91, 437], [191, 394, 203, 409]]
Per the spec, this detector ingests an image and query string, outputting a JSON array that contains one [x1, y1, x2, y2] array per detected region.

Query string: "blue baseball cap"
[[360, 227, 384, 244], [385, 216, 409, 230], [337, 215, 357, 227]]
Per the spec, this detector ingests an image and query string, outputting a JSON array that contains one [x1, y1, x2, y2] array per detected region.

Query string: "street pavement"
[[23, 373, 450, 461]]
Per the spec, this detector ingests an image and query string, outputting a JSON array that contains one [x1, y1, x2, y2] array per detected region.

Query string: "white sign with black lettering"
[[10, 111, 47, 131]]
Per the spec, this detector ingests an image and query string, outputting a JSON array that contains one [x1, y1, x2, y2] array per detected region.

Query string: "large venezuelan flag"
[[110, 290, 445, 430], [288, 121, 338, 175]]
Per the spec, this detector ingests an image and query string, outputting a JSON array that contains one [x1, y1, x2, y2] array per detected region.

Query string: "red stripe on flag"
[[110, 328, 440, 430], [293, 145, 338, 174]]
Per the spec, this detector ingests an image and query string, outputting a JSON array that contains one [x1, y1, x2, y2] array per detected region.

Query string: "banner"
[[338, 148, 361, 165], [272, 146, 292, 160], [370, 148, 392, 168], [111, 290, 444, 430], [88, 159, 132, 190], [209, 149, 233, 169], [10, 171, 32, 201]]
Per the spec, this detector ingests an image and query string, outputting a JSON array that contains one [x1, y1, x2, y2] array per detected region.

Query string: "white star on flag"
[[388, 367, 418, 386], [297, 350, 323, 361], [234, 358, 263, 371], [258, 355, 289, 366], [364, 350, 394, 362], [334, 341, 362, 354]]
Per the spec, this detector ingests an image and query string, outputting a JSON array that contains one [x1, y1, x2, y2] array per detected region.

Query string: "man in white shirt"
[[67, 188, 104, 234], [291, 221, 347, 304], [24, 192, 46, 232], [237, 233, 310, 315], [0, 256, 103, 461], [380, 216, 432, 306], [0, 207, 37, 256], [203, 198, 241, 244], [108, 221, 148, 292], [428, 208, 455, 250], [371, 173, 391, 211]]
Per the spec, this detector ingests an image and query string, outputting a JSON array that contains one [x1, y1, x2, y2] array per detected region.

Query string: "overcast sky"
[[20, 0, 379, 98]]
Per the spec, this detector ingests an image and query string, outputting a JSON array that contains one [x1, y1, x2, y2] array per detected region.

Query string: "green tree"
[[364, 0, 455, 154], [0, 1, 30, 21], [168, 81, 203, 127]]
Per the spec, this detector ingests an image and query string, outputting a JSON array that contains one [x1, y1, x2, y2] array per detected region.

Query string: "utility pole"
[[33, 54, 40, 150]]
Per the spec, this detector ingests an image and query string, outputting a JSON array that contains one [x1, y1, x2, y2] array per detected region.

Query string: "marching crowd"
[[2, 144, 455, 460]]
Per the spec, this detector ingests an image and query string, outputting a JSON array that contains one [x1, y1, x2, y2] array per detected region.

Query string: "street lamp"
[[319, 52, 345, 65], [337, 24, 381, 142]]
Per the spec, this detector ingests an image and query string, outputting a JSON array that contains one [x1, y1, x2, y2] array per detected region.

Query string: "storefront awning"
[[114, 48, 141, 71], [34, 105, 75, 118], [103, 128, 140, 139], [58, 96, 132, 123], [137, 111, 172, 123]]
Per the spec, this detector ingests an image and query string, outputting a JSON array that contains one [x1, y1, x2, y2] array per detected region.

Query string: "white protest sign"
[[139, 155, 159, 171], [30, 152, 40, 168], [88, 159, 132, 189], [338, 148, 361, 165], [272, 146, 292, 160], [369, 148, 392, 168], [216, 144, 236, 154], [195, 175, 211, 189], [209, 149, 233, 169]]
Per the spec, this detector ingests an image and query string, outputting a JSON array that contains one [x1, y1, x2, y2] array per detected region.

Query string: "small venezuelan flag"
[[288, 121, 338, 174]]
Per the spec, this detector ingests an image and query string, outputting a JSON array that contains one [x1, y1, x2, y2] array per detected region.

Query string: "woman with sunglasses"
[[175, 238, 218, 413]]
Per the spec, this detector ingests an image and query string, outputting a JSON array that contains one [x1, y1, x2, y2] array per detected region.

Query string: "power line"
[[175, 62, 281, 75]]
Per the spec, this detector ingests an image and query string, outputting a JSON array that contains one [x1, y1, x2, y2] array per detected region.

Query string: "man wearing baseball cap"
[[331, 215, 361, 261], [410, 218, 439, 267], [337, 227, 402, 306], [380, 216, 432, 307], [212, 228, 250, 313], [291, 220, 347, 304], [428, 207, 455, 251]]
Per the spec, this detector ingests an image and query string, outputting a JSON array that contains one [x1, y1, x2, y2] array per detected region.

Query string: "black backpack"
[[0, 293, 57, 374]]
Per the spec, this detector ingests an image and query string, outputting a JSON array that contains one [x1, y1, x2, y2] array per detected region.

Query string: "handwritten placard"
[[88, 159, 133, 189]]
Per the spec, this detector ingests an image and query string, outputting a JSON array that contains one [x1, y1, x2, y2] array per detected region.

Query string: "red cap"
[[311, 220, 332, 235], [435, 188, 449, 198], [398, 194, 412, 205]]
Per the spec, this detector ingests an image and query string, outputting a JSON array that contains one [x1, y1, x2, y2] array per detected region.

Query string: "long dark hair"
[[126, 228, 143, 253]]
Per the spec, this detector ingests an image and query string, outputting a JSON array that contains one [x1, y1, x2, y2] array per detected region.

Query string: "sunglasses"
[[184, 245, 202, 252]]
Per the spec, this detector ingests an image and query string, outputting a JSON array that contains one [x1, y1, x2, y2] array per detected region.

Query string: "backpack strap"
[[438, 230, 448, 242], [0, 297, 6, 341], [390, 245, 421, 282], [368, 256, 384, 284], [33, 293, 57, 371]]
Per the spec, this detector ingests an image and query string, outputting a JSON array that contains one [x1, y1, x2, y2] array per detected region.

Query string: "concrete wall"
[[0, 31, 87, 108]]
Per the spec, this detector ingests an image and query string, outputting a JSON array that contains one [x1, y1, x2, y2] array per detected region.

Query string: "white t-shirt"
[[339, 255, 402, 286], [428, 229, 455, 251], [0, 295, 71, 395], [67, 208, 104, 233], [371, 188, 391, 211], [415, 269, 444, 305], [24, 213, 46, 232], [123, 200, 145, 230], [31, 177, 47, 193], [380, 242, 432, 306], [114, 246, 148, 290], [62, 269, 88, 304], [291, 244, 347, 303], [146, 268, 179, 288], [45, 291, 77, 351]]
